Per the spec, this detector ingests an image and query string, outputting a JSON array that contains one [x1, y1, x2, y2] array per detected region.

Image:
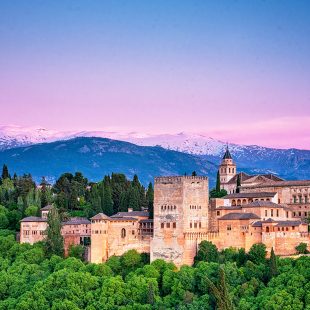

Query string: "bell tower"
[[219, 145, 236, 186]]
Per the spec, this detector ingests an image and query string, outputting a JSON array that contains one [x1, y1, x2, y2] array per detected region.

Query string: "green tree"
[[25, 205, 39, 217], [102, 184, 114, 216], [192, 171, 197, 176], [205, 267, 235, 310], [216, 170, 221, 192], [269, 247, 278, 279], [236, 174, 241, 193], [146, 182, 154, 218], [44, 207, 64, 257], [248, 243, 267, 265], [40, 177, 49, 208], [1, 164, 10, 180], [295, 242, 308, 254], [195, 241, 219, 263], [68, 244, 85, 260]]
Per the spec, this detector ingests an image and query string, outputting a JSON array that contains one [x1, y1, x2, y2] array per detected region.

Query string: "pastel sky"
[[0, 1, 309, 149]]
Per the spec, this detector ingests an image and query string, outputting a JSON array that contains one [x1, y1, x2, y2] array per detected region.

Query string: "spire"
[[223, 144, 232, 159]]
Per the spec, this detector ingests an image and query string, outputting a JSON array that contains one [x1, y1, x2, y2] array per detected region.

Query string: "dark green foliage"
[[146, 182, 154, 218], [295, 242, 308, 254], [216, 170, 221, 192], [68, 244, 85, 260], [248, 243, 267, 265], [236, 174, 241, 193], [195, 241, 219, 263], [210, 188, 227, 198], [44, 207, 64, 257], [192, 171, 197, 176], [1, 164, 10, 180], [1, 235, 310, 309], [269, 247, 278, 278], [205, 267, 235, 310]]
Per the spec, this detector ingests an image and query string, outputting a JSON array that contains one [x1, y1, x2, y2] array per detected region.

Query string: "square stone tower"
[[150, 176, 209, 266]]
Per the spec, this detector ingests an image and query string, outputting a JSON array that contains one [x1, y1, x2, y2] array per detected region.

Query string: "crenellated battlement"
[[154, 176, 208, 183], [184, 231, 219, 240]]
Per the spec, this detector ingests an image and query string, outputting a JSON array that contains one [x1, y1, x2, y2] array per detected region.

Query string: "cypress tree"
[[103, 184, 114, 216], [44, 207, 64, 257], [1, 164, 9, 180], [269, 247, 278, 278], [205, 267, 235, 310], [236, 174, 241, 193], [192, 171, 197, 176], [147, 282, 155, 305], [146, 182, 154, 218], [40, 177, 49, 208], [216, 170, 221, 192]]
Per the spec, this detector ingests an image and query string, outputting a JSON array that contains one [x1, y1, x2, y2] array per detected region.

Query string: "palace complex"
[[20, 148, 310, 266]]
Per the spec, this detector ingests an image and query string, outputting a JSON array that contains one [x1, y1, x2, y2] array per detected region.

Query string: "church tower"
[[219, 145, 236, 187]]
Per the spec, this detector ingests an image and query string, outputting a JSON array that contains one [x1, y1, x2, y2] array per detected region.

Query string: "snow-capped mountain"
[[0, 125, 309, 183], [0, 125, 254, 156]]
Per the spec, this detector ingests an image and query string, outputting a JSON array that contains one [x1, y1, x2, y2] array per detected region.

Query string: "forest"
[[0, 232, 309, 309], [1, 164, 310, 309], [0, 164, 154, 233]]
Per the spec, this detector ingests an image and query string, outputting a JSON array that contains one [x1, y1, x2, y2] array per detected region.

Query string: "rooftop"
[[219, 212, 260, 220], [241, 180, 310, 188], [242, 201, 287, 209], [111, 211, 149, 218], [20, 216, 47, 222], [62, 217, 90, 225], [40, 205, 53, 211], [90, 213, 110, 220], [223, 147, 232, 160], [223, 192, 277, 199]]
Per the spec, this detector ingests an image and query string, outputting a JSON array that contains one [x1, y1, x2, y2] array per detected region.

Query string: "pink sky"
[[0, 1, 309, 150]]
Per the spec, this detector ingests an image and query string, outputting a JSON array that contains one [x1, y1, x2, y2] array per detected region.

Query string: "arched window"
[[237, 199, 241, 206], [232, 200, 236, 206], [266, 226, 269, 233], [121, 228, 126, 238], [242, 199, 247, 205]]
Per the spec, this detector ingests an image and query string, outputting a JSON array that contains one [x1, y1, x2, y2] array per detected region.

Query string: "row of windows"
[[264, 209, 283, 217], [292, 196, 309, 203], [293, 211, 309, 217], [190, 222, 202, 229], [220, 167, 235, 174], [161, 205, 176, 211], [23, 230, 45, 236], [231, 198, 270, 206], [190, 205, 201, 210], [266, 226, 295, 232], [160, 222, 177, 229]]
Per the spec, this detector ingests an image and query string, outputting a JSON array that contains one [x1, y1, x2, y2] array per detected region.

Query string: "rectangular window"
[[190, 223, 192, 228], [217, 211, 220, 216], [227, 225, 232, 231], [265, 210, 267, 217], [293, 196, 297, 203], [286, 212, 288, 218], [276, 210, 279, 217], [194, 223, 197, 228], [271, 209, 274, 216], [161, 223, 164, 228], [173, 222, 176, 228], [166, 223, 170, 228]]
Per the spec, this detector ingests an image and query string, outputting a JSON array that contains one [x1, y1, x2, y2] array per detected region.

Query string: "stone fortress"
[[20, 148, 310, 266]]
